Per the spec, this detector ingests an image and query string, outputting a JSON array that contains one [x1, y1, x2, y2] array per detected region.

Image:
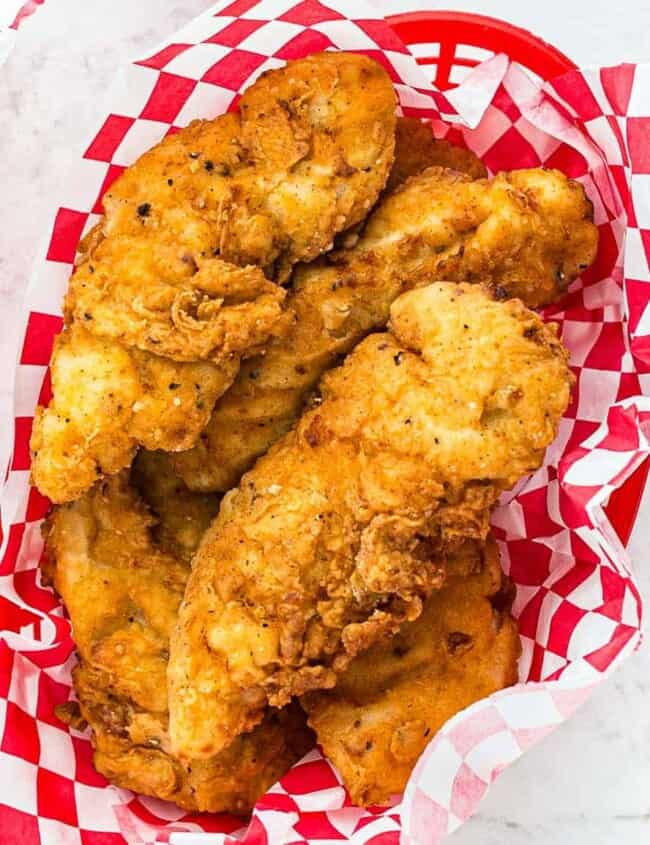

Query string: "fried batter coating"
[[302, 535, 520, 806], [130, 449, 221, 562], [66, 663, 310, 815], [173, 166, 594, 492], [30, 326, 237, 503], [334, 117, 486, 249], [168, 282, 571, 759], [66, 52, 397, 363], [46, 473, 313, 813], [31, 52, 396, 504], [385, 117, 486, 192]]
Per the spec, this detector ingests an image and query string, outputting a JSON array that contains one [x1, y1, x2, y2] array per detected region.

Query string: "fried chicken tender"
[[385, 117, 486, 192], [168, 282, 571, 759], [65, 52, 397, 363], [46, 472, 313, 814], [30, 326, 237, 503], [31, 52, 396, 504], [173, 166, 595, 492], [302, 535, 520, 806]]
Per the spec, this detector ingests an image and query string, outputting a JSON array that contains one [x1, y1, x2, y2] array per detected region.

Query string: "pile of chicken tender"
[[34, 52, 598, 811]]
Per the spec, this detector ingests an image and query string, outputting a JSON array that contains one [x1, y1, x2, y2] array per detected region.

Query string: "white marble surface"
[[0, 1, 649, 843]]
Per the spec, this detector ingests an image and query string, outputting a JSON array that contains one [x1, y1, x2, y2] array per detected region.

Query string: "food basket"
[[1, 3, 649, 844]]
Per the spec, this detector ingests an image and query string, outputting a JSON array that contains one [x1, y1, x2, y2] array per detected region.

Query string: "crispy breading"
[[30, 325, 237, 503], [173, 166, 595, 492], [65, 52, 396, 363], [385, 117, 486, 192], [31, 52, 396, 504], [46, 473, 313, 814], [168, 282, 571, 759], [302, 535, 520, 806], [333, 117, 486, 249], [67, 663, 311, 815]]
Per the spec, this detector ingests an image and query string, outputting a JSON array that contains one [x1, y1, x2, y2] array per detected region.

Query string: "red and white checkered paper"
[[2, 2, 650, 843]]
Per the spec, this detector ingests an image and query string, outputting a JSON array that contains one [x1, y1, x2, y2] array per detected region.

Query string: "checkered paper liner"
[[1, 1, 650, 843]]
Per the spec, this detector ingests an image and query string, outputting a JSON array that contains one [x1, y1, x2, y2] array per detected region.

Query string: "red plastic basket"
[[0, 10, 647, 845], [387, 10, 576, 89], [386, 10, 648, 547]]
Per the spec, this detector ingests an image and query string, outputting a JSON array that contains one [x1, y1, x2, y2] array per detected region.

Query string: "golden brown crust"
[[65, 52, 396, 363], [67, 665, 312, 814], [47, 472, 313, 813], [168, 282, 571, 760], [30, 326, 237, 503], [302, 536, 520, 806], [174, 165, 595, 493], [333, 118, 486, 248], [386, 117, 487, 192], [31, 52, 397, 504]]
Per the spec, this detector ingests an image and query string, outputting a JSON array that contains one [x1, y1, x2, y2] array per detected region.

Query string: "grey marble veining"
[[0, 2, 649, 843]]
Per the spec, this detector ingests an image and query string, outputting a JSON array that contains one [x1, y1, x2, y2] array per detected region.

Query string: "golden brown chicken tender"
[[31, 52, 396, 505], [168, 282, 571, 760], [173, 165, 595, 493], [66, 52, 397, 363], [30, 326, 237, 504], [302, 535, 520, 806], [385, 117, 486, 192], [46, 473, 313, 813]]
